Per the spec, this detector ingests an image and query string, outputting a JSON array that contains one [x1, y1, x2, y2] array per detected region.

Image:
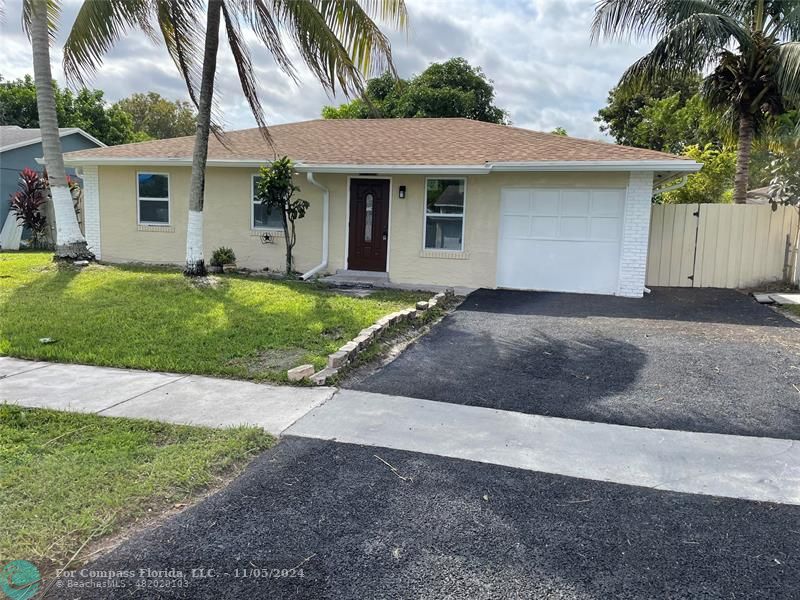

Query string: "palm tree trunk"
[[184, 0, 222, 276], [733, 113, 755, 205], [29, 0, 94, 260]]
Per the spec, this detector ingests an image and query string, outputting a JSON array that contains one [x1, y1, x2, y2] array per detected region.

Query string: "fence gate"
[[646, 203, 799, 288]]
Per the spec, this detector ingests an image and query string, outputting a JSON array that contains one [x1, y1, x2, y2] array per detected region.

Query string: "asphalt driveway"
[[48, 438, 799, 599], [349, 288, 800, 439]]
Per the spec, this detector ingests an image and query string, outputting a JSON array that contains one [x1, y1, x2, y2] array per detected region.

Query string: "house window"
[[137, 172, 170, 225], [425, 178, 465, 251], [252, 175, 284, 229]]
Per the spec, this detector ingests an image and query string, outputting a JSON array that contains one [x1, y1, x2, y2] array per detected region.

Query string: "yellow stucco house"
[[62, 118, 700, 297]]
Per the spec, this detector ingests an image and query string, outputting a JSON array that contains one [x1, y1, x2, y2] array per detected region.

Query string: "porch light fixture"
[[399, 185, 406, 199]]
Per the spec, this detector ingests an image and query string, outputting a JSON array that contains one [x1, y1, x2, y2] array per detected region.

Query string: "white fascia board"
[[61, 158, 493, 174], [1, 127, 106, 153], [1, 138, 44, 153], [63, 157, 266, 168], [293, 163, 492, 175], [69, 128, 107, 148], [293, 161, 701, 174], [61, 157, 702, 174], [488, 160, 702, 172]]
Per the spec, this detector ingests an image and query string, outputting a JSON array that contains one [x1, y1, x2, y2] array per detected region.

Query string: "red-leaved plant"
[[9, 168, 48, 247]]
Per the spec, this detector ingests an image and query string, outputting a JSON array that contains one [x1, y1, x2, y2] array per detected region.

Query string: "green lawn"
[[0, 404, 273, 573], [0, 252, 426, 381]]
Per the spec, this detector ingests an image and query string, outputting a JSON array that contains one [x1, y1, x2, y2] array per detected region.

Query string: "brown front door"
[[348, 178, 389, 271]]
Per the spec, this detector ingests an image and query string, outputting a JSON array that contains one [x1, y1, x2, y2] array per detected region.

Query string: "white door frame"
[[345, 175, 393, 272]]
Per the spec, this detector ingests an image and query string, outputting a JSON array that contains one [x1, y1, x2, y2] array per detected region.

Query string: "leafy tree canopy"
[[657, 145, 736, 205], [591, 0, 800, 205], [0, 76, 197, 145], [595, 73, 726, 152], [596, 75, 795, 202], [768, 139, 800, 205], [0, 74, 144, 146], [631, 93, 727, 154], [766, 112, 800, 205], [113, 92, 197, 140], [322, 58, 509, 124]]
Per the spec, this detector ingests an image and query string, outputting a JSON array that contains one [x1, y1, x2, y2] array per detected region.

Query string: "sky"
[[0, 0, 655, 140]]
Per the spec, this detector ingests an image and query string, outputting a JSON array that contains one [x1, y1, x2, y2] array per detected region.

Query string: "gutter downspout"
[[652, 175, 688, 196], [301, 172, 329, 280]]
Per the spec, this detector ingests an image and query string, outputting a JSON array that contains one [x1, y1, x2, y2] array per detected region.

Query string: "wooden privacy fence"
[[646, 203, 800, 288]]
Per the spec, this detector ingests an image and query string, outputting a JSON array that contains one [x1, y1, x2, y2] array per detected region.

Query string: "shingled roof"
[[62, 118, 692, 167], [1, 125, 104, 152]]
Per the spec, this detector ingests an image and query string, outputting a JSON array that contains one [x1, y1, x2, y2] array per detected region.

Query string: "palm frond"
[[22, 0, 62, 41], [713, 0, 757, 18], [771, 0, 800, 41], [315, 0, 404, 78], [221, 2, 274, 149], [154, 0, 205, 107], [269, 0, 359, 95], [62, 0, 154, 84], [271, 0, 404, 97], [776, 42, 800, 103], [617, 12, 754, 92], [239, 0, 298, 82], [350, 0, 407, 29], [591, 0, 726, 43]]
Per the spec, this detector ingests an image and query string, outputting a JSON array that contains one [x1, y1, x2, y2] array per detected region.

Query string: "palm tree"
[[592, 0, 800, 204], [184, 0, 222, 275], [62, 0, 407, 275], [24, 0, 94, 260]]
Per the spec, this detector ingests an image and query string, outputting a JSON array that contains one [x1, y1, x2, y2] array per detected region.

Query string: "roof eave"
[[62, 157, 703, 174], [62, 157, 265, 168], [60, 158, 493, 174], [294, 163, 492, 175], [1, 128, 106, 154], [488, 160, 702, 172]]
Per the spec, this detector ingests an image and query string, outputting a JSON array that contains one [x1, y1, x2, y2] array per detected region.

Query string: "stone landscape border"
[[287, 289, 455, 385]]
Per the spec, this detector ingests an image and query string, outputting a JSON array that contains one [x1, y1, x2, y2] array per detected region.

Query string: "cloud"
[[0, 0, 654, 140]]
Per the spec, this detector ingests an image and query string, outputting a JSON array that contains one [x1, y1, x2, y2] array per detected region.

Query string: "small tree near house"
[[254, 157, 310, 275]]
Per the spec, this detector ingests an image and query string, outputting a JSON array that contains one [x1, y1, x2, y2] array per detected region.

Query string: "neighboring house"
[[61, 119, 700, 297], [0, 126, 105, 217]]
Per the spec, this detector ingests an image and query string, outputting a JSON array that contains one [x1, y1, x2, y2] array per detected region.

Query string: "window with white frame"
[[251, 175, 284, 229], [425, 178, 465, 251], [137, 172, 170, 225]]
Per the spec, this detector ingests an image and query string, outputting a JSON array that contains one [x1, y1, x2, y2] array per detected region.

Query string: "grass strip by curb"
[[0, 405, 273, 574]]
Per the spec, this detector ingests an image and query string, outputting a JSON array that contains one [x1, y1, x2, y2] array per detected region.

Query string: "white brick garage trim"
[[81, 165, 101, 259], [617, 171, 654, 297]]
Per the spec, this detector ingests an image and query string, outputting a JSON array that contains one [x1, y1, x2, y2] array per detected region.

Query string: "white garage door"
[[497, 188, 626, 294]]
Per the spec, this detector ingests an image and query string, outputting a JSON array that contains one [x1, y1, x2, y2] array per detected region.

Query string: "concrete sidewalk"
[[287, 389, 800, 506], [4, 356, 798, 506], [0, 357, 334, 435]]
